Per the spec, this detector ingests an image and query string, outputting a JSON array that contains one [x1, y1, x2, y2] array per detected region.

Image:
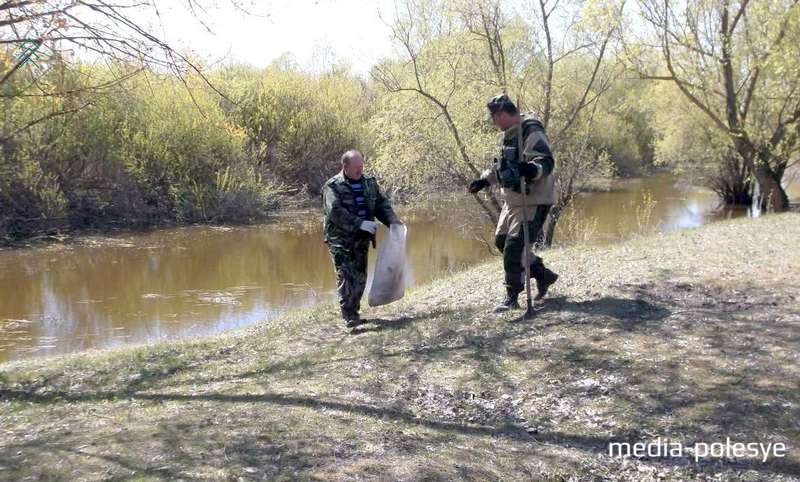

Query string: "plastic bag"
[[368, 223, 407, 307]]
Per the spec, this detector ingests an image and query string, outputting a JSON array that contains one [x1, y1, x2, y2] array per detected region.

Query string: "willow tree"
[[0, 1, 271, 240], [634, 0, 800, 211], [647, 80, 755, 205], [515, 0, 625, 246], [372, 0, 625, 245], [372, 0, 504, 223], [1, 0, 263, 138]]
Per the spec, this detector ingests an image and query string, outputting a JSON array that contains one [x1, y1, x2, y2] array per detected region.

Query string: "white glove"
[[359, 220, 377, 235]]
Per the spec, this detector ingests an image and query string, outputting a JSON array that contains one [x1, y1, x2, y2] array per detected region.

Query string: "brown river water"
[[1, 173, 798, 362]]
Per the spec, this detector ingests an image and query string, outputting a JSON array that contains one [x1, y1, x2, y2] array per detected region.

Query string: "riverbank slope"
[[1, 213, 799, 481]]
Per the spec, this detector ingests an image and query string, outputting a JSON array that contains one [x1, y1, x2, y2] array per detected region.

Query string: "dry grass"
[[1, 213, 799, 481]]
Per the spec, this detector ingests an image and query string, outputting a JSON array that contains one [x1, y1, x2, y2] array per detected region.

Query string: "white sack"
[[368, 223, 407, 307]]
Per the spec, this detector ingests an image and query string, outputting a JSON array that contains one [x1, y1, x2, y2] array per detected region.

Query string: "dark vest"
[[494, 118, 542, 194]]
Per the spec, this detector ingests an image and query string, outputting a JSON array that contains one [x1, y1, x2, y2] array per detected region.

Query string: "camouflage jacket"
[[322, 172, 399, 247], [481, 115, 556, 207]]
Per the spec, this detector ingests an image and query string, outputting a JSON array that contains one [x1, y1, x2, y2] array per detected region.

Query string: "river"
[[1, 173, 797, 362]]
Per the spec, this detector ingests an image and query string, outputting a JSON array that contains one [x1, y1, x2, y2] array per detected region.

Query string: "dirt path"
[[1, 213, 799, 481]]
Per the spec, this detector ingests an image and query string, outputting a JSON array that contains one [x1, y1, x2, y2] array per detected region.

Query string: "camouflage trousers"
[[329, 238, 370, 317], [494, 205, 551, 292]]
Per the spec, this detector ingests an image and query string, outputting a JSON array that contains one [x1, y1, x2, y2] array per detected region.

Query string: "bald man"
[[322, 150, 402, 328]]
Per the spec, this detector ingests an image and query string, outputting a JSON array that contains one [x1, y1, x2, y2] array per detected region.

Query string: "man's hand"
[[468, 178, 489, 193], [359, 220, 377, 235], [518, 162, 540, 180]]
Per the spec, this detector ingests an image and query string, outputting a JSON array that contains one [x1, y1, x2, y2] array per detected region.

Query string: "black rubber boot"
[[342, 309, 365, 328], [493, 287, 521, 313], [530, 262, 558, 300]]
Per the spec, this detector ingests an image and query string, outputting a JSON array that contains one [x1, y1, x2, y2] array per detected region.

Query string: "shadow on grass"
[[2, 386, 800, 478], [2, 280, 800, 479], [350, 315, 419, 334], [511, 296, 672, 328]]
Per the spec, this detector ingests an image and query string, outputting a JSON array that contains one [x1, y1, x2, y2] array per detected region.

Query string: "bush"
[[230, 65, 371, 194], [0, 58, 283, 241]]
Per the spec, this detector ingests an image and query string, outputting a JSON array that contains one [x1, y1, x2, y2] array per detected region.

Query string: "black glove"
[[468, 178, 490, 193], [518, 162, 540, 179]]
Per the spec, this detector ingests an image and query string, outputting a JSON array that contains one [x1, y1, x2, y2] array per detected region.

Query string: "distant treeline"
[[0, 60, 372, 241], [2, 0, 798, 242], [0, 58, 655, 242]]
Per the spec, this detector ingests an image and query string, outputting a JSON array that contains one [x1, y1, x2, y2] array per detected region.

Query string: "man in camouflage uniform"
[[469, 94, 559, 312], [323, 149, 402, 328]]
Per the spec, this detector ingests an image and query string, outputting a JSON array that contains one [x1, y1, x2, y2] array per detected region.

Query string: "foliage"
[[369, 32, 499, 195], [633, 0, 800, 211], [0, 57, 281, 241], [3, 0, 800, 243], [590, 77, 657, 175], [648, 81, 754, 204], [371, 0, 628, 244], [230, 64, 371, 194]]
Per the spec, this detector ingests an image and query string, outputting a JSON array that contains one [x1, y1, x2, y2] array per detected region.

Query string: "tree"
[[634, 0, 800, 211], [373, 0, 625, 246], [1, 0, 261, 136], [373, 0, 503, 224], [232, 64, 373, 194], [516, 0, 625, 246], [648, 80, 754, 204]]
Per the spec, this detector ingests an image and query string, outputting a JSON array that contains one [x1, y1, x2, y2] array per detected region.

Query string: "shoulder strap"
[[521, 118, 543, 139]]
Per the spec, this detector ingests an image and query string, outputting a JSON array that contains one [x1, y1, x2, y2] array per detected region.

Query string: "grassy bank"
[[1, 213, 799, 481]]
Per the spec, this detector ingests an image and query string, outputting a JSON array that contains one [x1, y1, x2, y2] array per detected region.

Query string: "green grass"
[[1, 213, 800, 481]]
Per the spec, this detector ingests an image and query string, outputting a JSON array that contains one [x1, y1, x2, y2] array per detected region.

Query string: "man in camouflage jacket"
[[323, 149, 401, 328], [469, 94, 559, 312]]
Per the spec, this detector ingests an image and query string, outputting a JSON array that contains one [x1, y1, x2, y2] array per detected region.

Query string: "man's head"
[[341, 149, 364, 180], [487, 94, 520, 131]]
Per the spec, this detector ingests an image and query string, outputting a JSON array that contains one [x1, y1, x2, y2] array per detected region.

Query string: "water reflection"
[[0, 215, 489, 362], [556, 174, 790, 244], [1, 174, 797, 362]]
